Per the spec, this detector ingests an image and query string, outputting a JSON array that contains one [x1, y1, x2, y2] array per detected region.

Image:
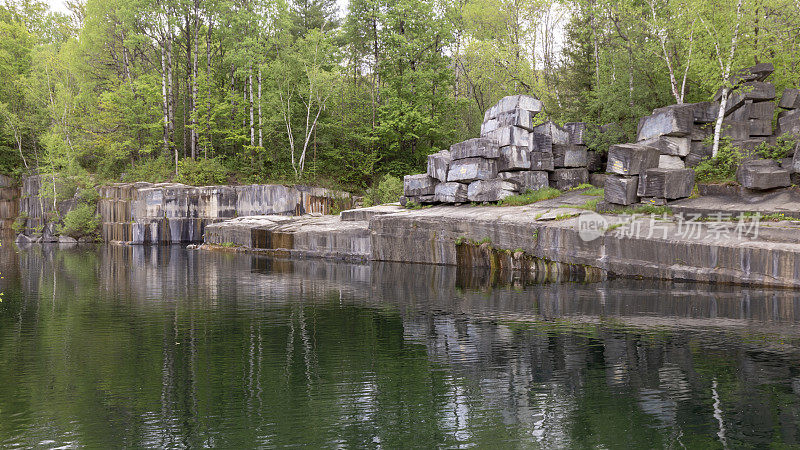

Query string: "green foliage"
[[583, 124, 629, 155], [363, 174, 403, 207], [695, 138, 745, 183], [499, 188, 562, 206], [122, 157, 174, 184], [175, 158, 229, 186], [57, 204, 100, 238], [11, 211, 28, 234], [756, 135, 798, 161], [581, 187, 604, 197]]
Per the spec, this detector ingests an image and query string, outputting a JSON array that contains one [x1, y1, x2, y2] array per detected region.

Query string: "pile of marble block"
[[603, 143, 695, 206], [403, 95, 592, 204]]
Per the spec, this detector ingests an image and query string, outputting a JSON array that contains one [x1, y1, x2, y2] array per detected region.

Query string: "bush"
[[363, 174, 403, 207], [58, 204, 100, 238], [122, 157, 174, 183], [175, 157, 229, 186], [694, 138, 745, 183], [756, 135, 798, 161]]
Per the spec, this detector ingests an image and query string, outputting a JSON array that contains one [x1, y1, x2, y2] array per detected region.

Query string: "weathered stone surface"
[[687, 102, 719, 123], [749, 118, 772, 136], [691, 126, 711, 141], [589, 173, 607, 188], [549, 168, 589, 190], [637, 108, 693, 140], [403, 174, 437, 196], [641, 197, 668, 206], [750, 101, 775, 120], [658, 155, 685, 169], [684, 153, 704, 168], [732, 138, 770, 154], [427, 150, 451, 181], [604, 175, 639, 205], [530, 151, 555, 171], [341, 204, 403, 222], [450, 137, 500, 160], [58, 235, 78, 244], [533, 121, 571, 145], [498, 145, 531, 171], [586, 150, 605, 173], [484, 95, 543, 122], [790, 143, 800, 174], [740, 81, 776, 101], [447, 158, 499, 182], [606, 143, 660, 176], [532, 132, 553, 153], [779, 88, 800, 110], [721, 121, 750, 141], [483, 126, 532, 148], [732, 63, 774, 84], [552, 144, 588, 168], [637, 136, 690, 156], [409, 194, 436, 204], [564, 122, 590, 145], [736, 159, 791, 190], [467, 179, 516, 202], [638, 168, 695, 199], [499, 171, 549, 192], [777, 109, 800, 137], [481, 109, 536, 134], [434, 182, 469, 203]]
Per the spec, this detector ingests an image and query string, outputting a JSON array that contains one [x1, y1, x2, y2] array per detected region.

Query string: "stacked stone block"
[[402, 95, 597, 205]]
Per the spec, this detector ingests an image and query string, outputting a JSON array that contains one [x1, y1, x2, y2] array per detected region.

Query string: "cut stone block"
[[779, 89, 800, 110], [467, 179, 516, 202], [740, 81, 776, 101], [498, 145, 531, 171], [483, 125, 532, 148], [790, 143, 800, 174], [721, 121, 750, 141], [749, 118, 772, 137], [589, 173, 607, 188], [450, 137, 500, 160], [530, 151, 555, 171], [484, 95, 543, 122], [637, 107, 693, 140], [691, 126, 712, 141], [604, 175, 639, 205], [658, 155, 685, 169], [447, 158, 498, 182], [564, 122, 590, 145], [777, 109, 800, 137], [637, 136, 690, 156], [403, 174, 437, 196], [549, 168, 589, 191], [731, 63, 774, 84], [687, 102, 719, 123], [481, 109, 536, 135], [532, 132, 553, 153], [690, 141, 712, 157], [533, 121, 571, 145], [732, 139, 769, 154], [736, 159, 791, 190], [750, 101, 775, 120], [641, 197, 668, 206], [684, 153, 704, 168], [499, 171, 549, 192], [434, 182, 468, 203], [606, 143, 660, 176], [552, 144, 588, 168], [586, 150, 605, 173], [637, 168, 695, 199], [729, 100, 751, 121], [426, 150, 451, 181]]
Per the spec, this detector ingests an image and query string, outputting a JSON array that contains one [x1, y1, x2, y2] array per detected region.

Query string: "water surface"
[[2, 244, 800, 448]]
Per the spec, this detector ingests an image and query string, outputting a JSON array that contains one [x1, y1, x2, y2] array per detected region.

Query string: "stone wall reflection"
[[9, 246, 800, 447]]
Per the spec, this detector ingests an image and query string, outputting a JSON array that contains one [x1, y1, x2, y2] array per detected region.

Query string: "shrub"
[[12, 211, 28, 234], [756, 135, 798, 161], [175, 157, 229, 186], [123, 157, 175, 183], [363, 174, 404, 207], [58, 204, 100, 238], [694, 138, 745, 183]]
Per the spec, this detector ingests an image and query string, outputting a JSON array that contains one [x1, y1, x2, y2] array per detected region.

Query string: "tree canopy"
[[0, 0, 799, 190]]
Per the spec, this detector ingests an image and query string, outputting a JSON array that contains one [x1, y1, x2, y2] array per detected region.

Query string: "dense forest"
[[1, 0, 799, 192]]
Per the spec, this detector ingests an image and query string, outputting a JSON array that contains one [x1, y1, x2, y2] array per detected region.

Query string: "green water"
[[2, 244, 800, 448]]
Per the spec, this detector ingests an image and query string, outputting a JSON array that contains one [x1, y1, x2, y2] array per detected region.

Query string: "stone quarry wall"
[[98, 182, 353, 244], [0, 175, 19, 234], [11, 177, 352, 244]]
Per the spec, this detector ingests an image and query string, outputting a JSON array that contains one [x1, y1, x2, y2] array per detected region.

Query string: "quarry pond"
[[4, 245, 800, 447]]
